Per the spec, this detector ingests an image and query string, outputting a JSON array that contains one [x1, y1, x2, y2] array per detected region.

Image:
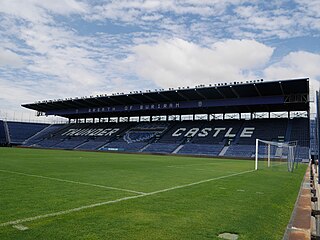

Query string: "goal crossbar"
[[255, 138, 297, 171]]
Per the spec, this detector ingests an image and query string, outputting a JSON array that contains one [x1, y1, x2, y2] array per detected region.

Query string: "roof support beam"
[[127, 95, 143, 104], [215, 87, 226, 98], [142, 94, 158, 103], [81, 99, 99, 107], [50, 102, 68, 109], [176, 91, 190, 101], [253, 84, 262, 96], [194, 89, 207, 99], [60, 102, 80, 109], [230, 86, 240, 98], [70, 101, 89, 108], [107, 97, 124, 105], [94, 98, 110, 106], [279, 82, 285, 95], [159, 93, 173, 102]]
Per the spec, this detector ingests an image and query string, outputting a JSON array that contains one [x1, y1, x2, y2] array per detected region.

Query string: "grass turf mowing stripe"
[[0, 169, 255, 228], [0, 169, 146, 195], [167, 165, 238, 173]]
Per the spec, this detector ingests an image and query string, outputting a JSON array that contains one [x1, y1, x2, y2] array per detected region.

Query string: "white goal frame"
[[255, 138, 297, 171]]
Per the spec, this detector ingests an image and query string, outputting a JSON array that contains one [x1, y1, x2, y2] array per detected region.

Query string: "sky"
[[0, 0, 320, 122]]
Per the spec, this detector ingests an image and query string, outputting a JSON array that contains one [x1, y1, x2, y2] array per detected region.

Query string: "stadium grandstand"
[[2, 77, 319, 239], [0, 78, 310, 161]]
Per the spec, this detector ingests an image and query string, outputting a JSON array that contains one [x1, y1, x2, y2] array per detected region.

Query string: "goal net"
[[255, 139, 298, 172]]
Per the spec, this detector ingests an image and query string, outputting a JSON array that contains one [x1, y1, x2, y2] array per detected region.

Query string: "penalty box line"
[[0, 169, 145, 195], [0, 169, 255, 228]]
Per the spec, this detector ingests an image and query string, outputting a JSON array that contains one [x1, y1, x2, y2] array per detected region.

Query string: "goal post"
[[255, 139, 298, 172]]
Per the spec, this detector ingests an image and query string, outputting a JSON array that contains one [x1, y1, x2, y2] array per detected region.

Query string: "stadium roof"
[[22, 78, 309, 119]]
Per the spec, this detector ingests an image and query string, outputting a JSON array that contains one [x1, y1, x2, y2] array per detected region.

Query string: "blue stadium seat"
[[7, 121, 49, 145], [0, 121, 7, 145], [17, 118, 310, 160]]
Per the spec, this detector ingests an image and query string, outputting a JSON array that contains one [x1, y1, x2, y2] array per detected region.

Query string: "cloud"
[[0, 48, 24, 67], [0, 0, 88, 23], [86, 1, 320, 40], [0, 0, 319, 123], [264, 51, 320, 80], [263, 51, 320, 114], [3, 20, 106, 88], [131, 38, 274, 88], [88, 0, 244, 21]]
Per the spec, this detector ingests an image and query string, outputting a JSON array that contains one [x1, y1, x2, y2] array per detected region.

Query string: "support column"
[[268, 144, 271, 167], [255, 139, 259, 170]]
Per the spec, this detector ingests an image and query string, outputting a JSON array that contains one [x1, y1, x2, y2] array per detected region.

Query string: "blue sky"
[[0, 0, 319, 122]]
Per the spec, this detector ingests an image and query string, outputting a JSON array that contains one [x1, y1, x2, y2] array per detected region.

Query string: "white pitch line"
[[0, 169, 145, 195], [12, 224, 28, 231], [0, 169, 255, 227], [0, 195, 143, 227], [147, 169, 255, 195]]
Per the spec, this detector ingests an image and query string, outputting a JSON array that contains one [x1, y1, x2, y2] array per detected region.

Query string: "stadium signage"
[[45, 96, 284, 116], [62, 128, 120, 137], [172, 127, 255, 138], [60, 127, 255, 138], [87, 102, 181, 113]]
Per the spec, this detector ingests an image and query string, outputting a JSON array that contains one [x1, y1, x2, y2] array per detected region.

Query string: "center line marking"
[[0, 169, 145, 195], [0, 169, 255, 227]]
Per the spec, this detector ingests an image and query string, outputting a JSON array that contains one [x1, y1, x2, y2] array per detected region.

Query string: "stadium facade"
[[0, 78, 311, 160]]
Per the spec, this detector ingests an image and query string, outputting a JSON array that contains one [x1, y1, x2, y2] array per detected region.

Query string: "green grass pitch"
[[0, 147, 307, 240]]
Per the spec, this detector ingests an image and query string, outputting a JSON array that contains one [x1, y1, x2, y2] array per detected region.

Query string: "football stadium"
[[1, 77, 319, 239]]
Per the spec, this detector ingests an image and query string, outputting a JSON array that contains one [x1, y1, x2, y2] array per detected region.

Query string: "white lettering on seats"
[[240, 127, 255, 137], [71, 129, 85, 136], [225, 128, 236, 137], [79, 129, 96, 136], [184, 128, 199, 137], [76, 129, 89, 136], [96, 129, 111, 136], [89, 129, 104, 136], [105, 128, 120, 136], [61, 129, 77, 136], [213, 128, 226, 137], [198, 128, 212, 137], [172, 128, 186, 137], [62, 128, 120, 137]]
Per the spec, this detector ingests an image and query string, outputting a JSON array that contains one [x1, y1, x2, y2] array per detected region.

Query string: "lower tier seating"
[[16, 118, 310, 161]]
